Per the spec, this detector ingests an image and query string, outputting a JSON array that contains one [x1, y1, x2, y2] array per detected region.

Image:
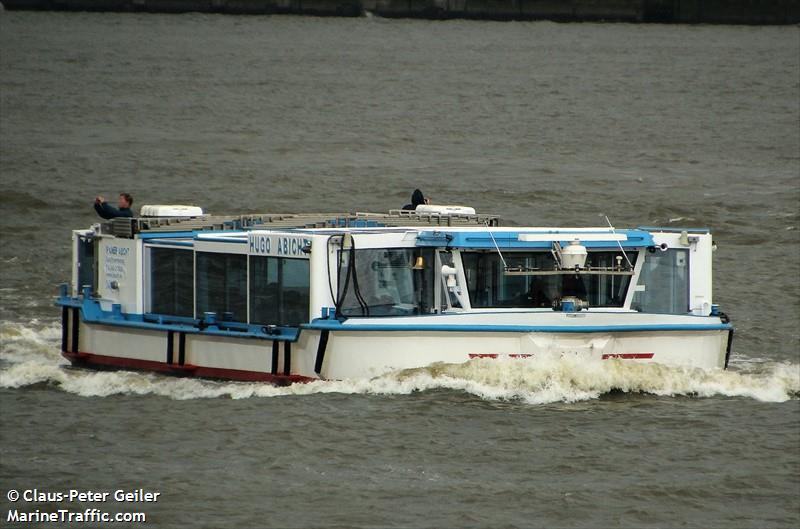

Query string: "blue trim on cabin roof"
[[328, 218, 385, 228], [145, 239, 194, 247], [248, 217, 388, 229], [416, 229, 654, 249]]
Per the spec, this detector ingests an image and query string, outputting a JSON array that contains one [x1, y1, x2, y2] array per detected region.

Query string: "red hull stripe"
[[468, 353, 655, 360], [62, 351, 316, 385], [467, 353, 535, 359], [601, 353, 654, 360]]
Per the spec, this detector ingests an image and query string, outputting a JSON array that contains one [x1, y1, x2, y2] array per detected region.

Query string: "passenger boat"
[[57, 205, 734, 384]]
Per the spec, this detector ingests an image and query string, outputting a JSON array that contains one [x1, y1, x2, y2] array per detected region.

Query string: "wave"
[[2, 321, 798, 404], [0, 190, 50, 212]]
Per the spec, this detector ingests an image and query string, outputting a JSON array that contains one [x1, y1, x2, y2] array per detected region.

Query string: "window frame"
[[194, 250, 249, 323], [630, 248, 691, 314], [249, 255, 311, 327], [144, 244, 196, 318], [461, 249, 638, 310], [336, 247, 437, 318]]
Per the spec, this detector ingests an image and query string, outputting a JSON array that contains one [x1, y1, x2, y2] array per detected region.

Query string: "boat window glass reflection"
[[249, 256, 310, 326], [149, 247, 194, 317], [462, 251, 636, 308], [631, 249, 689, 314], [77, 236, 96, 294], [584, 252, 638, 307], [195, 252, 247, 322], [338, 249, 435, 317]]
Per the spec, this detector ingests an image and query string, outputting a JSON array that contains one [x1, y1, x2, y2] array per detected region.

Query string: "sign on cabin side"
[[248, 233, 311, 259]]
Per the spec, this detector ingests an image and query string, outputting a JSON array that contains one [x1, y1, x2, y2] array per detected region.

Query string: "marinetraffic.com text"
[[6, 488, 158, 524]]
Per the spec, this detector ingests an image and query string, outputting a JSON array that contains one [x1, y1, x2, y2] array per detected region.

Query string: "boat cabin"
[[68, 210, 717, 335]]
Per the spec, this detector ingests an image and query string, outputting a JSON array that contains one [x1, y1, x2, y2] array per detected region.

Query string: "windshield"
[[462, 251, 636, 308], [337, 248, 435, 317]]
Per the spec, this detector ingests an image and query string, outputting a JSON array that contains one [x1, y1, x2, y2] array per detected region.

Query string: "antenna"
[[485, 222, 509, 270], [604, 215, 633, 269]]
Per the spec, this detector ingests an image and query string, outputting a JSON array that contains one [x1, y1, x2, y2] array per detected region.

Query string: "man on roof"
[[94, 193, 134, 219], [402, 189, 430, 210]]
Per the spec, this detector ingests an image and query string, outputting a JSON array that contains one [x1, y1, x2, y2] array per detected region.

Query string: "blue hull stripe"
[[55, 297, 300, 341], [56, 297, 731, 340], [303, 321, 732, 333]]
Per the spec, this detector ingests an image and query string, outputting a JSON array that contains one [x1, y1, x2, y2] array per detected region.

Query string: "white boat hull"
[[61, 311, 731, 383]]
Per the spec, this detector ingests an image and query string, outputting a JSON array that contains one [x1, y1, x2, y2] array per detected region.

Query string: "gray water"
[[1, 12, 799, 529]]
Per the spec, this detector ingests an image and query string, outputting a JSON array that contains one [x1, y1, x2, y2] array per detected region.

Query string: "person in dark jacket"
[[402, 189, 429, 210], [94, 193, 134, 219]]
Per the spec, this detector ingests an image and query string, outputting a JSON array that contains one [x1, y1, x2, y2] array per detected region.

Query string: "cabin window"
[[76, 235, 96, 294], [249, 256, 310, 326], [195, 252, 247, 322], [462, 251, 636, 308], [439, 251, 463, 310], [337, 248, 435, 317], [583, 252, 638, 307], [149, 247, 194, 317], [631, 249, 689, 314]]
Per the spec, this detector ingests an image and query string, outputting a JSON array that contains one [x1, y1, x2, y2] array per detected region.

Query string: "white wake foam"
[[1, 321, 798, 403], [0, 320, 64, 364]]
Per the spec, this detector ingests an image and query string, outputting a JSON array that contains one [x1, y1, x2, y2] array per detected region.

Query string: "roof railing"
[[96, 210, 502, 237]]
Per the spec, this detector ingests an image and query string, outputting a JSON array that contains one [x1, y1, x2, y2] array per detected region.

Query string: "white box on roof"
[[415, 204, 476, 215], [139, 205, 204, 217]]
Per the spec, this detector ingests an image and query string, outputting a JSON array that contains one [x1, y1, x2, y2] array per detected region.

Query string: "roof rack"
[[97, 210, 501, 238]]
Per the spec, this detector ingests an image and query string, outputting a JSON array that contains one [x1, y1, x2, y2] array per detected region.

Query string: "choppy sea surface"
[[1, 12, 799, 529]]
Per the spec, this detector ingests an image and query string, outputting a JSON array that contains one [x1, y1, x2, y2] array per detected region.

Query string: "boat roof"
[[96, 211, 710, 250]]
